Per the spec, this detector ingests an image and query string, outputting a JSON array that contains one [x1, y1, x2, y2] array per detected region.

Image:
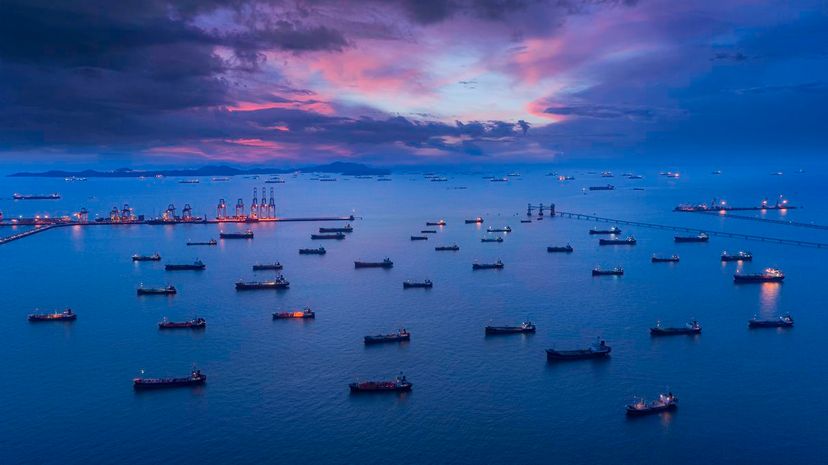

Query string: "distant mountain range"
[[9, 161, 391, 177]]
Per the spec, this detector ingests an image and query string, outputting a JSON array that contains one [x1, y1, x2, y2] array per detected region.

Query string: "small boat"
[[473, 260, 504, 270], [628, 175, 644, 179], [133, 368, 206, 390], [487, 226, 512, 233], [589, 227, 621, 235], [651, 255, 680, 263], [165, 260, 206, 271], [319, 224, 353, 233], [235, 276, 290, 290], [547, 245, 574, 253], [734, 268, 784, 283], [349, 373, 412, 393], [520, 219, 532, 223], [435, 244, 460, 251], [592, 267, 623, 276], [252, 262, 283, 271], [211, 177, 230, 182], [420, 229, 437, 234], [299, 247, 326, 255], [481, 237, 503, 243], [187, 239, 217, 246], [312, 232, 345, 240], [674, 232, 709, 243], [721, 251, 752, 262], [558, 176, 575, 181], [28, 308, 76, 322], [178, 179, 200, 184], [13, 193, 61, 200], [158, 317, 206, 329], [748, 314, 793, 328], [599, 236, 636, 245], [137, 285, 177, 296], [132, 253, 161, 261], [364, 329, 410, 345], [354, 258, 394, 269], [601, 171, 614, 178], [626, 393, 678, 416], [650, 320, 701, 336], [465, 217, 484, 224], [403, 280, 433, 289], [546, 338, 611, 361], [410, 235, 428, 241], [426, 220, 446, 226], [485, 321, 535, 335], [273, 307, 315, 319]]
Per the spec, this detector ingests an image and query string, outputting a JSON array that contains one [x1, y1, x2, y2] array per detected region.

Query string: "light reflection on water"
[[759, 282, 781, 316]]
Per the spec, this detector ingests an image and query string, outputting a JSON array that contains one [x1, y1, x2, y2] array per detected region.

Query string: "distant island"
[[9, 161, 390, 178]]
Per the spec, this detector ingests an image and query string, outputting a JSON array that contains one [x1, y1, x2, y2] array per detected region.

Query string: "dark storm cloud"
[[544, 104, 655, 121]]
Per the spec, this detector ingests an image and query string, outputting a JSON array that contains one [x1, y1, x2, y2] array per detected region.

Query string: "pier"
[[690, 211, 828, 230], [556, 211, 828, 248]]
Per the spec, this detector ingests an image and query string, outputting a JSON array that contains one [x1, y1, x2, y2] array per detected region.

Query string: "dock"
[[556, 211, 828, 248], [0, 216, 355, 245]]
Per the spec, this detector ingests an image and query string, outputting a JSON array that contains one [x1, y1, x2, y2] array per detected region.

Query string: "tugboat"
[[674, 232, 709, 243], [364, 329, 411, 345], [426, 220, 446, 226], [546, 338, 611, 361], [252, 262, 283, 271], [420, 229, 437, 234], [599, 236, 636, 245], [748, 314, 793, 328], [487, 226, 512, 233], [650, 320, 701, 336], [485, 321, 536, 335], [158, 317, 206, 329], [187, 239, 217, 246], [137, 285, 177, 296], [165, 260, 206, 271], [473, 260, 504, 270], [588, 185, 615, 191], [651, 255, 680, 263], [349, 373, 412, 393], [133, 367, 206, 390], [626, 393, 678, 416], [403, 279, 433, 289], [410, 235, 428, 241], [589, 227, 621, 235], [235, 275, 290, 290], [465, 217, 484, 224], [273, 307, 315, 319], [435, 244, 460, 251], [319, 224, 353, 233], [354, 258, 394, 269], [481, 237, 503, 243], [299, 247, 326, 255], [132, 253, 161, 261], [311, 232, 346, 240], [547, 245, 574, 253], [220, 229, 254, 239], [734, 268, 784, 283], [592, 267, 623, 276], [28, 308, 76, 322], [721, 251, 752, 262]]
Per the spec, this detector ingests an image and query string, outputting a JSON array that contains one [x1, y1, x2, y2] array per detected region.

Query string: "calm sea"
[[2, 165, 827, 464]]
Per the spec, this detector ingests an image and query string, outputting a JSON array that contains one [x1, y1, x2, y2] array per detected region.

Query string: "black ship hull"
[[364, 335, 411, 344], [485, 326, 535, 335], [650, 327, 700, 336], [546, 348, 611, 361], [133, 376, 206, 390]]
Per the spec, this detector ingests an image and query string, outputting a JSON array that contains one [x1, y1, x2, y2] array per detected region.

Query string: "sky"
[[1, 0, 826, 167]]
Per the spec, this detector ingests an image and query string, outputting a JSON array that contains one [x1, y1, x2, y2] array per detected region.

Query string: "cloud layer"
[[1, 0, 826, 165]]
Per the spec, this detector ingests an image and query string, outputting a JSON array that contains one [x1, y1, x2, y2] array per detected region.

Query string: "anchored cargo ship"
[[546, 338, 611, 361], [235, 275, 289, 290], [364, 329, 410, 345], [273, 307, 315, 319], [137, 285, 177, 296], [158, 317, 206, 329], [165, 260, 205, 271], [28, 308, 75, 322], [485, 321, 536, 335], [220, 229, 254, 239], [349, 373, 412, 393], [133, 368, 206, 390], [734, 268, 784, 283], [354, 258, 393, 268]]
